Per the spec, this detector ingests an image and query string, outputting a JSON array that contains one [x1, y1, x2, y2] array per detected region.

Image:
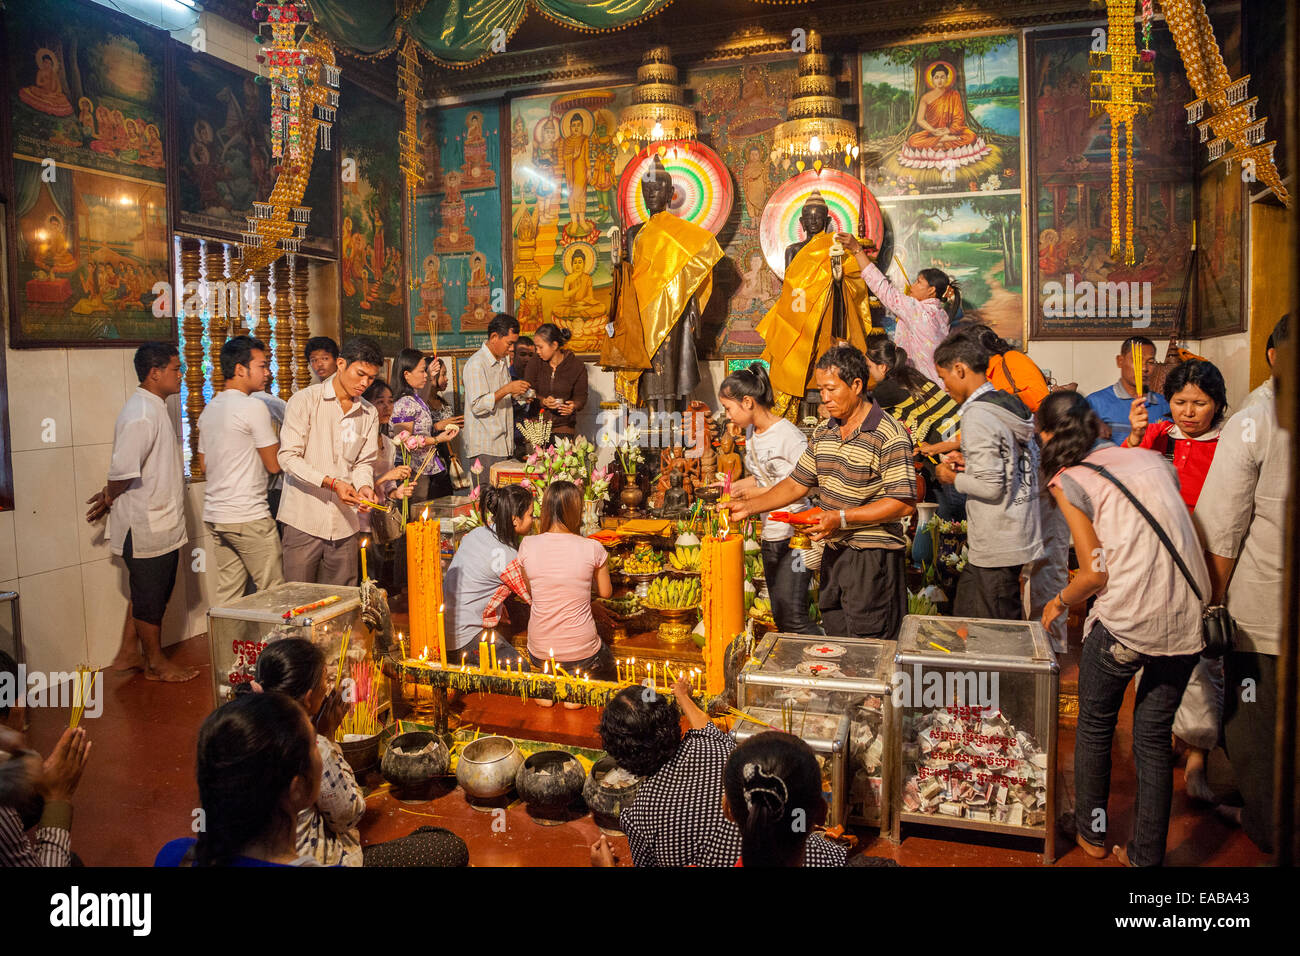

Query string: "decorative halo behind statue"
[[759, 170, 885, 279], [617, 140, 733, 235]]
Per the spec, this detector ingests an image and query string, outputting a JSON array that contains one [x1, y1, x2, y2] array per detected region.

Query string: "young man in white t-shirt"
[[85, 343, 197, 682], [196, 336, 285, 606]]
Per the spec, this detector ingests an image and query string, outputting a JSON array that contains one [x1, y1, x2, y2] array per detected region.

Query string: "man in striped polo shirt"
[[730, 345, 917, 640]]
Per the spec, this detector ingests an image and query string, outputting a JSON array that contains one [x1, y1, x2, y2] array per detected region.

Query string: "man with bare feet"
[[86, 342, 198, 682]]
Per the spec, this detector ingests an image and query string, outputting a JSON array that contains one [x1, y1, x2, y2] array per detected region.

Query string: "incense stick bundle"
[[334, 627, 352, 691], [68, 665, 93, 729]]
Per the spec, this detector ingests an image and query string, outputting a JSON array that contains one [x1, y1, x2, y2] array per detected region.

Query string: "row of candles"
[[616, 657, 704, 694], [393, 628, 705, 695]]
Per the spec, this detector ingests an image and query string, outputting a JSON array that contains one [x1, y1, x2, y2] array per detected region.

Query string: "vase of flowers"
[[603, 423, 646, 516], [522, 436, 610, 523]]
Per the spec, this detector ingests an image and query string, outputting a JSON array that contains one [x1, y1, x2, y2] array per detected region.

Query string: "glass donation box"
[[207, 582, 370, 708], [735, 632, 897, 831], [893, 615, 1059, 862]]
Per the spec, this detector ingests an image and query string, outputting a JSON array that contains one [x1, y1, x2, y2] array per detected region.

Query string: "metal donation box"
[[206, 582, 371, 708], [735, 632, 897, 831], [893, 615, 1059, 862]]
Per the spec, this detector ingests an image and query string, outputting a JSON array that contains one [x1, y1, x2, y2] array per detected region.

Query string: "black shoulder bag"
[[1077, 462, 1235, 658]]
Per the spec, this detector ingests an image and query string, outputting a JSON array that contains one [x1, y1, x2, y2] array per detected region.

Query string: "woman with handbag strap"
[[1125, 358, 1229, 804], [1036, 391, 1209, 867]]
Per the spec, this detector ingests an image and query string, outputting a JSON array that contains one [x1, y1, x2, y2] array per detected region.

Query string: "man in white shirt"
[[85, 343, 197, 682], [278, 336, 383, 586], [252, 382, 288, 519], [1194, 314, 1291, 853], [196, 335, 285, 606], [463, 313, 529, 487]]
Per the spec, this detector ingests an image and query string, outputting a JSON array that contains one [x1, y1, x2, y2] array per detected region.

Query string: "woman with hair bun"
[[717, 362, 817, 633], [723, 731, 843, 867], [522, 322, 589, 441], [836, 232, 956, 385], [590, 675, 844, 867]]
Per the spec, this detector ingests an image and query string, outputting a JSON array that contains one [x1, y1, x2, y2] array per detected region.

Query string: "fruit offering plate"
[[641, 603, 698, 620]]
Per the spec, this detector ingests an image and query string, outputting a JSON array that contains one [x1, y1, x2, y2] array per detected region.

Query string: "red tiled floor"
[[20, 632, 1269, 866]]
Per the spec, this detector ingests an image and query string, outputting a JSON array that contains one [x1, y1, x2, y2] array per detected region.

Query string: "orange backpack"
[[989, 351, 1050, 412]]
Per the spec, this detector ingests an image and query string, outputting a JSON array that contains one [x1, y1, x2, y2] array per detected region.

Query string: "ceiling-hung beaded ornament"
[[771, 30, 858, 175], [242, 6, 341, 278], [1090, 0, 1155, 265], [1161, 0, 1290, 207], [397, 36, 425, 292], [616, 46, 698, 153]]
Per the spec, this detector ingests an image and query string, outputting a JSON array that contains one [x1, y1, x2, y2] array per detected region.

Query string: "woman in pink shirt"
[[518, 481, 615, 703], [838, 232, 955, 385]]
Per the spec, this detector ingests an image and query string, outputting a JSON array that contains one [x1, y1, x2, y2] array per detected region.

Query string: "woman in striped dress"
[[864, 333, 964, 519]]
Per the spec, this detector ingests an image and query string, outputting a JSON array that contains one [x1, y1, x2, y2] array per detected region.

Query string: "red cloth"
[[26, 278, 71, 303], [482, 557, 531, 628], [1135, 420, 1219, 510]]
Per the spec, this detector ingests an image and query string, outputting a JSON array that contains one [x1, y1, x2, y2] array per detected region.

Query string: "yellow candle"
[[489, 633, 498, 673], [398, 632, 406, 662], [437, 602, 448, 669], [360, 537, 369, 582], [479, 639, 488, 672]]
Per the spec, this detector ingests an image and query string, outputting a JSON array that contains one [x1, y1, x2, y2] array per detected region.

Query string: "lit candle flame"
[[421, 506, 430, 521], [361, 537, 369, 549]]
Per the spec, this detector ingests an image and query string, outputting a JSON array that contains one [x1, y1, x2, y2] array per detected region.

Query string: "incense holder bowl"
[[582, 756, 642, 834], [457, 735, 523, 809], [515, 750, 587, 825], [381, 731, 449, 796]]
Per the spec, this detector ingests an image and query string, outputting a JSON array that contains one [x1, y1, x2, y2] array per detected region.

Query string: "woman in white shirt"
[[1037, 391, 1207, 867], [717, 363, 817, 634]]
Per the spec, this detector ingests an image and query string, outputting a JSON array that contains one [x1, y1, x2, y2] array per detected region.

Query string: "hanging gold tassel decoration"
[[1090, 0, 1155, 266], [1161, 0, 1290, 207], [397, 36, 425, 299]]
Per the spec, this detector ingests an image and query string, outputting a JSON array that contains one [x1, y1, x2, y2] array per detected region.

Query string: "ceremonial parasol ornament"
[[759, 170, 885, 279], [617, 140, 734, 235]]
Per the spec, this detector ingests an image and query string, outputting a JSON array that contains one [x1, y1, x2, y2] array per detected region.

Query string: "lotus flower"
[[472, 458, 483, 474]]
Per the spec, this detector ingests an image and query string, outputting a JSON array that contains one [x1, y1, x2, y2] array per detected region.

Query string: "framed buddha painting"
[[3, 0, 174, 347]]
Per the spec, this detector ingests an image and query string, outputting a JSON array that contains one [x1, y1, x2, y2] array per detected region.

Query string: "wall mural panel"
[[173, 46, 336, 257], [4, 0, 173, 346], [685, 57, 799, 357], [860, 36, 1021, 198], [861, 35, 1024, 344], [1028, 26, 1196, 339], [338, 81, 406, 353], [412, 102, 503, 354], [508, 86, 633, 354]]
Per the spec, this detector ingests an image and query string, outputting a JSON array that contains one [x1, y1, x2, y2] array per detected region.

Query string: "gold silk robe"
[[757, 232, 875, 404]]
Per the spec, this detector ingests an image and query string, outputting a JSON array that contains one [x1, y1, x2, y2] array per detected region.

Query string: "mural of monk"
[[899, 62, 992, 171], [20, 49, 74, 117], [560, 109, 592, 236]]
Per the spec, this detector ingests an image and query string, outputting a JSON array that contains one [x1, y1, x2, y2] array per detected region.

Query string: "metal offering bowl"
[[381, 731, 450, 793], [582, 756, 642, 834], [456, 735, 524, 805], [515, 750, 587, 824]]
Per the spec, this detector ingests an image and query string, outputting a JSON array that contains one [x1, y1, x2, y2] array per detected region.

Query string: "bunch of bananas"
[[645, 576, 701, 609], [668, 546, 702, 572], [623, 544, 664, 574], [748, 596, 773, 621]]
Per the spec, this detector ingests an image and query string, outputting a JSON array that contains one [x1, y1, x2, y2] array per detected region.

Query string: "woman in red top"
[[1125, 359, 1227, 510], [1125, 358, 1227, 805]]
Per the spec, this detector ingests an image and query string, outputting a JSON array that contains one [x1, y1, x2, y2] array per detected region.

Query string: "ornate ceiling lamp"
[[1089, 0, 1154, 265], [1161, 0, 1290, 207], [771, 29, 858, 174], [616, 46, 697, 153], [241, 8, 340, 278]]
